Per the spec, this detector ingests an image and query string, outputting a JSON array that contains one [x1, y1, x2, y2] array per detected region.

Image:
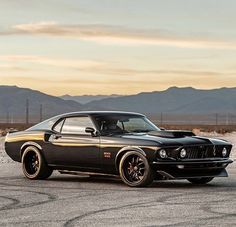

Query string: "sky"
[[0, 0, 236, 96]]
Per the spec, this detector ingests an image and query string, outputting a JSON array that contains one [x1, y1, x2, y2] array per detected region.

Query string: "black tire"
[[22, 146, 53, 180], [119, 151, 154, 187], [187, 177, 214, 185]]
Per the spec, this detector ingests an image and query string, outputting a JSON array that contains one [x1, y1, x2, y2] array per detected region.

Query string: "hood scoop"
[[148, 130, 195, 138]]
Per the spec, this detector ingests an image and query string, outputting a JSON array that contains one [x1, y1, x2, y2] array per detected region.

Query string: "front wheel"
[[187, 177, 214, 185], [119, 151, 154, 187], [22, 146, 53, 180]]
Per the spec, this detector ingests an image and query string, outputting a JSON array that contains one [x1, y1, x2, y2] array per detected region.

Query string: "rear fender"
[[20, 142, 42, 159]]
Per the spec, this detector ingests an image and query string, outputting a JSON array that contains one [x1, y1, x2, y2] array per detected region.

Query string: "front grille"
[[186, 145, 224, 159]]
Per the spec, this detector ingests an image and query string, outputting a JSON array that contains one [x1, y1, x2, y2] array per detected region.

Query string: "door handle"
[[53, 134, 62, 140]]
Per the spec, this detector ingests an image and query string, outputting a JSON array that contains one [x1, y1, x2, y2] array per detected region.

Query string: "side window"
[[53, 119, 64, 133], [61, 117, 94, 135]]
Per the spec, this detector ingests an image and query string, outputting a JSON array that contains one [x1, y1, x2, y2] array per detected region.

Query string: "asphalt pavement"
[[0, 162, 236, 226], [1, 136, 236, 227]]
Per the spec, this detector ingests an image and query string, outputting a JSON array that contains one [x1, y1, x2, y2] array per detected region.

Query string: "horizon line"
[[1, 84, 236, 97]]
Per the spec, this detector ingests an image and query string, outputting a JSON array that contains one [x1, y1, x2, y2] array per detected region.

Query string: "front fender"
[[115, 146, 146, 171]]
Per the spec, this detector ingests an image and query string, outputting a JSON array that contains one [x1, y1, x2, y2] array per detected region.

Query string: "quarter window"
[[61, 117, 94, 135], [53, 119, 64, 133]]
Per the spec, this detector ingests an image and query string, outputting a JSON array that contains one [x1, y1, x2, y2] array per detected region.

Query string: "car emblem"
[[104, 152, 111, 158]]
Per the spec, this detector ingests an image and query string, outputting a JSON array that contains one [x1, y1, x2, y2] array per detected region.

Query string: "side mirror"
[[160, 127, 165, 131], [85, 127, 96, 135]]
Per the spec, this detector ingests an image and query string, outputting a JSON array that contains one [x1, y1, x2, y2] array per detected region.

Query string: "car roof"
[[27, 111, 145, 132], [57, 111, 145, 118]]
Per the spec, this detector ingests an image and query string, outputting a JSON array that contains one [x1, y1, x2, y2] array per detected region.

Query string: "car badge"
[[104, 152, 111, 158]]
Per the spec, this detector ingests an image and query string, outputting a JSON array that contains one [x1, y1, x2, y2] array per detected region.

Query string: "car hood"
[[118, 130, 230, 147]]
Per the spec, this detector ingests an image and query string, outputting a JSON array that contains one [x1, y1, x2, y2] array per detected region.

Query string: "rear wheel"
[[187, 177, 214, 184], [119, 151, 154, 187], [22, 146, 53, 180]]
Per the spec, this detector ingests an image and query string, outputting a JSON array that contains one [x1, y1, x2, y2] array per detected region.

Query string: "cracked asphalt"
[[0, 138, 236, 226]]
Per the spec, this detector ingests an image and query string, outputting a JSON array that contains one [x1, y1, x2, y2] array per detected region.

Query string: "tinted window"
[[61, 117, 94, 135], [95, 115, 159, 135], [118, 118, 156, 132], [27, 116, 59, 131]]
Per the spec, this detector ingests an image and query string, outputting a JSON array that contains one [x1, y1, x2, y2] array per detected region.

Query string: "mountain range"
[[0, 86, 84, 120], [85, 86, 236, 114], [60, 94, 121, 104], [0, 86, 236, 122]]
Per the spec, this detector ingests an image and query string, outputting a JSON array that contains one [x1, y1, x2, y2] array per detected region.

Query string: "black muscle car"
[[5, 111, 233, 187]]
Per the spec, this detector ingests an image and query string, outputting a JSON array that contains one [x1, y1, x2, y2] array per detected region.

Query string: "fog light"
[[159, 149, 167, 159], [177, 165, 185, 169], [180, 148, 187, 158], [222, 147, 227, 157]]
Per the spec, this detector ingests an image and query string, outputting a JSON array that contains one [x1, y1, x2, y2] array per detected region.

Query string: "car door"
[[48, 116, 101, 169]]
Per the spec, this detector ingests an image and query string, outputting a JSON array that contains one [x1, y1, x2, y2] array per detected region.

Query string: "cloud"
[[0, 55, 105, 69], [0, 64, 26, 71], [72, 65, 235, 77], [1, 22, 236, 49], [1, 54, 234, 78]]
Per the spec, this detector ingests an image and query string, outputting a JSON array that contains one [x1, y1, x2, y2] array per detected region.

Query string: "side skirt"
[[58, 170, 119, 178]]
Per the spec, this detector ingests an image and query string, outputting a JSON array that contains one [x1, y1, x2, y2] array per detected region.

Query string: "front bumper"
[[152, 158, 233, 179]]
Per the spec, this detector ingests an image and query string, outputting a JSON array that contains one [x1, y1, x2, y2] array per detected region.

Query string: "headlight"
[[222, 147, 227, 157], [159, 149, 167, 159], [180, 148, 187, 158]]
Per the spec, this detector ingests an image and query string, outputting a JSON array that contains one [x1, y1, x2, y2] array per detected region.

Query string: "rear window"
[[27, 116, 59, 131]]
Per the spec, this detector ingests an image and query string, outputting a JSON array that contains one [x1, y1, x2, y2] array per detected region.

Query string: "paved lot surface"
[[1, 136, 236, 226]]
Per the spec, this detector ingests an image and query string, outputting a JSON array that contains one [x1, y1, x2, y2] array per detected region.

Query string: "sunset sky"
[[0, 0, 236, 95]]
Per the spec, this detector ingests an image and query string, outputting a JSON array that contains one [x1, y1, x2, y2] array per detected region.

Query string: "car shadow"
[[47, 174, 229, 189]]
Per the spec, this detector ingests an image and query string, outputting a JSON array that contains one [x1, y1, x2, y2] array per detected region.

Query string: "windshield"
[[94, 115, 160, 135]]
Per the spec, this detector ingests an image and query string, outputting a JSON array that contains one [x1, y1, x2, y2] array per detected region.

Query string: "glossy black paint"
[[5, 111, 233, 179]]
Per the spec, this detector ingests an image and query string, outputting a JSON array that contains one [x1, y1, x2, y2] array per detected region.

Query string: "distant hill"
[[1, 86, 236, 123], [0, 86, 85, 121], [60, 94, 122, 104], [86, 87, 236, 114]]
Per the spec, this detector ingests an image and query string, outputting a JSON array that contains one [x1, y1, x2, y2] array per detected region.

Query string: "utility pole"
[[10, 114, 13, 124], [160, 112, 163, 126], [40, 104, 43, 122], [6, 110, 10, 124], [215, 113, 218, 126], [226, 113, 229, 125], [26, 99, 29, 124]]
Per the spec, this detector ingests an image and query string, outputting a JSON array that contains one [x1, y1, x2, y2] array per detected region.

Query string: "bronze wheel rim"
[[123, 155, 146, 183]]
